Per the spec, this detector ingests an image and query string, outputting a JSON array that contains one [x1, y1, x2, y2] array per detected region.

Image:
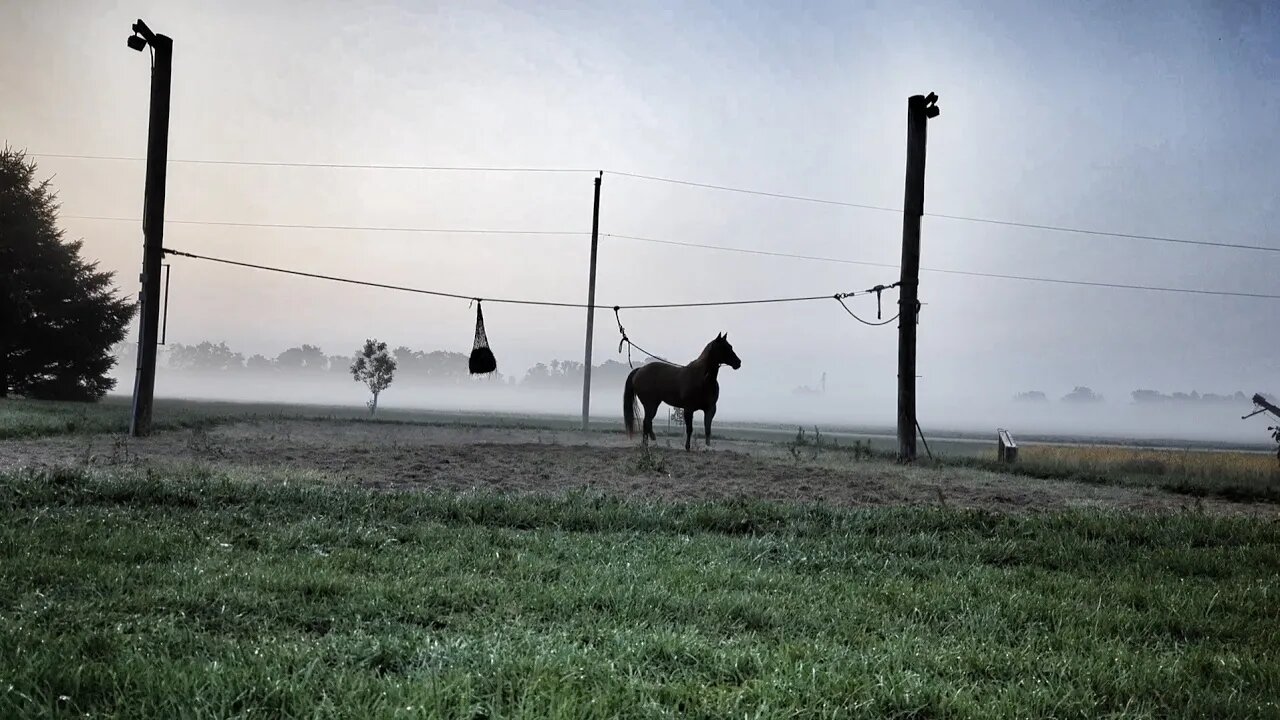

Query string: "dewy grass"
[[0, 397, 234, 440], [2, 467, 1278, 719], [0, 396, 606, 441], [940, 443, 1280, 504]]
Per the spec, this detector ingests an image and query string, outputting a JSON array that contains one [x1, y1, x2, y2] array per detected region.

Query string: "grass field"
[[1, 465, 1278, 718], [948, 443, 1280, 503], [6, 396, 1278, 504], [0, 397, 594, 442], [0, 396, 230, 440]]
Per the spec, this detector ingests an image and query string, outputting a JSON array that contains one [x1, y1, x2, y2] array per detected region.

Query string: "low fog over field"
[[111, 341, 1275, 446]]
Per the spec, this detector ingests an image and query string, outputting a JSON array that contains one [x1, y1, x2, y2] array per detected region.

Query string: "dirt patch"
[[0, 419, 1274, 516]]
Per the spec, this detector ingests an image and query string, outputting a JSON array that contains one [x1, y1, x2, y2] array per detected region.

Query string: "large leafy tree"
[[0, 148, 135, 400]]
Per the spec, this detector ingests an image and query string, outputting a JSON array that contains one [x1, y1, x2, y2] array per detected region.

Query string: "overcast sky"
[[3, 0, 1277, 425]]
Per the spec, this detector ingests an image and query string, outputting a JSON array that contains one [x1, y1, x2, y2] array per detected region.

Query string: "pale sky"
[[3, 0, 1277, 426]]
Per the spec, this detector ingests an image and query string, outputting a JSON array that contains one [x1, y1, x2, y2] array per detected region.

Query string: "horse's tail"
[[623, 368, 640, 438]]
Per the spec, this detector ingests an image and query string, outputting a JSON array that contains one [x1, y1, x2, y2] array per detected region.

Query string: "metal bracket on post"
[[160, 263, 171, 346]]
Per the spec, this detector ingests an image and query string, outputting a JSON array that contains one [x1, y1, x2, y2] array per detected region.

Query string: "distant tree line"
[[1014, 387, 1274, 405], [1014, 387, 1104, 403], [113, 341, 637, 389]]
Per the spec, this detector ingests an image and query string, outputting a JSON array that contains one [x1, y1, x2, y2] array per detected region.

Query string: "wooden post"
[[581, 172, 603, 431], [128, 20, 173, 438], [897, 92, 939, 463]]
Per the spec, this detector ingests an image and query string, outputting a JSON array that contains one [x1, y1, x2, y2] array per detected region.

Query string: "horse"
[[623, 332, 741, 451]]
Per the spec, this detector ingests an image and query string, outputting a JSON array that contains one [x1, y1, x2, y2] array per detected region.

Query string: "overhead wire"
[[602, 233, 899, 270], [923, 212, 1280, 254], [64, 215, 588, 237], [835, 296, 899, 326], [31, 153, 594, 174], [162, 247, 892, 311], [914, 267, 1280, 299], [604, 171, 1280, 254], [603, 170, 899, 213], [601, 233, 1279, 299], [60, 213, 1279, 300], [35, 152, 1278, 254]]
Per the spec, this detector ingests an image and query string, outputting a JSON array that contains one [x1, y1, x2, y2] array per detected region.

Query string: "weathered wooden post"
[[581, 172, 603, 431], [897, 92, 940, 462], [127, 19, 173, 438]]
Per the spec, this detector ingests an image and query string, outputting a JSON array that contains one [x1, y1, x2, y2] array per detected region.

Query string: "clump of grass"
[[1, 466, 1279, 718], [185, 426, 227, 459], [789, 426, 858, 461], [630, 443, 668, 475], [790, 427, 878, 463]]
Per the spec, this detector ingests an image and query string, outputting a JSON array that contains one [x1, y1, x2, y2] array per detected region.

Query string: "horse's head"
[[711, 332, 741, 370]]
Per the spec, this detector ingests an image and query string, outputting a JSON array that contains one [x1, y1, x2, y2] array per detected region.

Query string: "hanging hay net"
[[468, 301, 497, 375]]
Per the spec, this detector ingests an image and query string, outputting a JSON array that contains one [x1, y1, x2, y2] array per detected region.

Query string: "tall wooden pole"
[[128, 20, 173, 438], [897, 92, 939, 462], [581, 172, 603, 431]]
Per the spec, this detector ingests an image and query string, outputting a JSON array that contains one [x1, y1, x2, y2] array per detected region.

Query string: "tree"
[[1062, 386, 1103, 403], [0, 148, 135, 399], [167, 341, 244, 372], [245, 354, 275, 373], [326, 355, 352, 375], [276, 344, 327, 372], [111, 341, 138, 375], [1014, 391, 1048, 403], [350, 339, 395, 415]]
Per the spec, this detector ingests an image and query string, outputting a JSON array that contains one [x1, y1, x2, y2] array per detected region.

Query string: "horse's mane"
[[695, 337, 721, 362]]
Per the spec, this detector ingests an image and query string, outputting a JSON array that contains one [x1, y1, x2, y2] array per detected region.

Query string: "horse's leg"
[[683, 409, 694, 451], [704, 404, 716, 447], [642, 399, 660, 444]]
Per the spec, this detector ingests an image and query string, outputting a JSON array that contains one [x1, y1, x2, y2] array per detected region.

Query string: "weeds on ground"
[[789, 426, 877, 462], [185, 427, 227, 459], [630, 443, 668, 475]]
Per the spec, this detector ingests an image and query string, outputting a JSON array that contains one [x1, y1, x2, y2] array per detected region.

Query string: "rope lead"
[[613, 306, 674, 368]]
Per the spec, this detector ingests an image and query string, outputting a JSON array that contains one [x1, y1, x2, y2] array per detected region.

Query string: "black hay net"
[[468, 302, 497, 375]]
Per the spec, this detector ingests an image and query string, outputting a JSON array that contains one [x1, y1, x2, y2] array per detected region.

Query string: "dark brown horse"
[[623, 333, 741, 451]]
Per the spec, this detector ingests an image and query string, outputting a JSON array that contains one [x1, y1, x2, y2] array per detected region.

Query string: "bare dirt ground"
[[1, 419, 1275, 516]]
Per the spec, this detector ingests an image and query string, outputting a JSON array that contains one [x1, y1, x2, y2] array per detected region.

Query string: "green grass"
[[2, 467, 1278, 718], [0, 396, 655, 443], [0, 397, 238, 440], [942, 446, 1280, 504], [780, 428, 1280, 504], [0, 396, 575, 442]]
